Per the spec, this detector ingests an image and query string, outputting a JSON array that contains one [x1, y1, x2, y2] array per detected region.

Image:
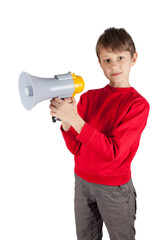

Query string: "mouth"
[[111, 72, 121, 77]]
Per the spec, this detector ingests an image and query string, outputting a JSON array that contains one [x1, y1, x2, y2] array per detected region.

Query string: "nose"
[[110, 60, 119, 70]]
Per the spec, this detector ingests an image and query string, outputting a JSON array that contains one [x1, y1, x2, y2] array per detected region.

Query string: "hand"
[[49, 97, 78, 125], [49, 97, 85, 133]]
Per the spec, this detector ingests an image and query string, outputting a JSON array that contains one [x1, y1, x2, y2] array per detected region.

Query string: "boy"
[[49, 27, 150, 240]]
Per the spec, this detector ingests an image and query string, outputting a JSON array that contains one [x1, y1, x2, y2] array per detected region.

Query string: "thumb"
[[71, 96, 76, 103], [64, 97, 72, 103]]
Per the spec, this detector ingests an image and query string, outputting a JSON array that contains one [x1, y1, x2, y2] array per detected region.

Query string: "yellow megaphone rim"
[[71, 73, 85, 97]]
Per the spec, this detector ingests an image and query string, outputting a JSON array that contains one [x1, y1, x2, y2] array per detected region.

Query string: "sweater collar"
[[105, 84, 134, 93]]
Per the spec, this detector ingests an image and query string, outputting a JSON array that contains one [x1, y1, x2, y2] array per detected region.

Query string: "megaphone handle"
[[52, 116, 57, 122], [52, 116, 61, 122]]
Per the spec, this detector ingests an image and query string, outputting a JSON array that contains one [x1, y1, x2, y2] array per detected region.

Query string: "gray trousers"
[[74, 174, 137, 240]]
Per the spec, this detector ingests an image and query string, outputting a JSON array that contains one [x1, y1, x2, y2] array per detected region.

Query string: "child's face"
[[99, 48, 137, 87]]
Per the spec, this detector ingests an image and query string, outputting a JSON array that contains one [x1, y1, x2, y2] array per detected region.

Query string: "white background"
[[0, 0, 158, 239]]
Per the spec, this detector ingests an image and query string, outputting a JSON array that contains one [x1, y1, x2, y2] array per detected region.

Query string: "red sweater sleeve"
[[76, 100, 150, 161], [60, 125, 81, 155]]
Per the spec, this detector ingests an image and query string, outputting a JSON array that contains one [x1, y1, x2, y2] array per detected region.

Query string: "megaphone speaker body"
[[19, 72, 85, 111]]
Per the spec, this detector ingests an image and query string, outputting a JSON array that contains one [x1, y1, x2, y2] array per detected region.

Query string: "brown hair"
[[96, 27, 136, 60]]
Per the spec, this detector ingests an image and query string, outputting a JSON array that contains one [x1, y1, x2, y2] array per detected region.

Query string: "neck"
[[109, 81, 131, 88]]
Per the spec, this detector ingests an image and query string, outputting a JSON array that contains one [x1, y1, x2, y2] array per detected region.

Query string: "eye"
[[118, 56, 124, 61], [104, 59, 110, 63]]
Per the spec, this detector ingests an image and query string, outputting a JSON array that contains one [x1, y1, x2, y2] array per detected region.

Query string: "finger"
[[54, 97, 62, 103], [50, 100, 59, 108], [50, 111, 57, 116], [49, 104, 56, 110], [50, 98, 56, 103], [50, 99, 55, 105], [71, 96, 76, 103], [64, 97, 72, 103], [50, 97, 60, 105], [50, 105, 57, 113]]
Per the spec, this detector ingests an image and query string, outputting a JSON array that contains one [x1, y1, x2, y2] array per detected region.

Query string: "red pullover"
[[61, 84, 150, 185]]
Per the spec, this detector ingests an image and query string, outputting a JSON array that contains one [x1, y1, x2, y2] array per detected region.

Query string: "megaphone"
[[19, 71, 85, 122]]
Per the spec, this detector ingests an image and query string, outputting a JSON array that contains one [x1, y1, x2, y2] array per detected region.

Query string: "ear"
[[131, 52, 138, 66]]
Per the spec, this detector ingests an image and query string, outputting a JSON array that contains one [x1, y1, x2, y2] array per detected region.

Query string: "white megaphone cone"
[[19, 71, 85, 110]]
